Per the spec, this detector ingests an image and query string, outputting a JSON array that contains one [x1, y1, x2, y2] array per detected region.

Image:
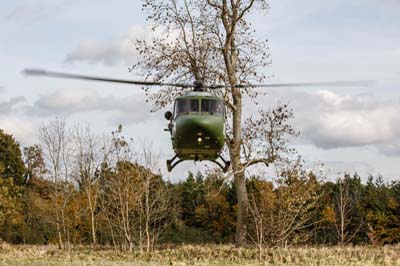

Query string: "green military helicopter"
[[164, 82, 227, 172], [23, 68, 372, 172]]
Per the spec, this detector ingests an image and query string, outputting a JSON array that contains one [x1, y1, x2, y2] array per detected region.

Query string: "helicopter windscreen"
[[201, 99, 224, 115], [175, 99, 199, 115]]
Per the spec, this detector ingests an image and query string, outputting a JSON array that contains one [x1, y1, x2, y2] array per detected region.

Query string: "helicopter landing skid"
[[211, 155, 231, 173], [166, 155, 230, 173], [166, 155, 183, 172]]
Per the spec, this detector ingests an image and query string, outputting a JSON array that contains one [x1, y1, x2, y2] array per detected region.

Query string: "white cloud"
[[25, 88, 154, 124], [0, 96, 26, 114], [0, 116, 36, 146], [307, 110, 395, 148], [253, 88, 400, 151], [65, 26, 146, 66], [379, 143, 400, 157], [304, 93, 400, 149]]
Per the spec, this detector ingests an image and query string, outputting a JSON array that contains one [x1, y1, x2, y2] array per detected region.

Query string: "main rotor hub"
[[193, 80, 204, 91]]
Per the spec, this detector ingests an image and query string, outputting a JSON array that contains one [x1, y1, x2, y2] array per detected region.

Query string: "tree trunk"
[[234, 171, 248, 247], [56, 215, 63, 250], [145, 177, 151, 253], [88, 190, 97, 248], [90, 206, 96, 248], [230, 89, 248, 246], [222, 3, 249, 246], [230, 73, 248, 247]]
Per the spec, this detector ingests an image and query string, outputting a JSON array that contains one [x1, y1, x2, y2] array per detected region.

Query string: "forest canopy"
[[0, 123, 399, 248]]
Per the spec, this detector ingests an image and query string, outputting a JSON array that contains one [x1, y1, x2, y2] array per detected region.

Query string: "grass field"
[[0, 244, 399, 266]]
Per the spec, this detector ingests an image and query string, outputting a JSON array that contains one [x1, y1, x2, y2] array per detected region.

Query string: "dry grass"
[[0, 244, 399, 266]]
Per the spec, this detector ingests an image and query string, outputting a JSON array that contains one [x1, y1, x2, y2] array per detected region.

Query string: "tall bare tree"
[[72, 124, 100, 248], [39, 117, 73, 250], [99, 128, 141, 251], [139, 144, 175, 252], [136, 0, 296, 246], [332, 175, 363, 245]]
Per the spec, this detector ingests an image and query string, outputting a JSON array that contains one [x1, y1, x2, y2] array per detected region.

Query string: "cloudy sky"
[[1, 0, 400, 181]]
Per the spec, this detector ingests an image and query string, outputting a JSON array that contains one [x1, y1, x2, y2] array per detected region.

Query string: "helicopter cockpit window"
[[176, 99, 199, 115], [201, 99, 224, 115]]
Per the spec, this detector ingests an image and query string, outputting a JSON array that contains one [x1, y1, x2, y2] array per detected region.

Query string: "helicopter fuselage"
[[167, 91, 226, 163]]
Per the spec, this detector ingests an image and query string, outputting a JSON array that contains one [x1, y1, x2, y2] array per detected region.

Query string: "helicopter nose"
[[174, 115, 225, 150], [191, 117, 218, 139]]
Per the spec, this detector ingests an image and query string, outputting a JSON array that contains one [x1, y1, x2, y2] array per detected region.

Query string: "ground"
[[0, 244, 399, 266]]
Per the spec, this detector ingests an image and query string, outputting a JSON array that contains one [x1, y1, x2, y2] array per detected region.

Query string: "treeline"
[[0, 120, 400, 250]]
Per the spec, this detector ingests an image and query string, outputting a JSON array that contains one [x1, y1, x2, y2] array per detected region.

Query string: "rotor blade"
[[22, 68, 191, 88], [206, 80, 375, 89]]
